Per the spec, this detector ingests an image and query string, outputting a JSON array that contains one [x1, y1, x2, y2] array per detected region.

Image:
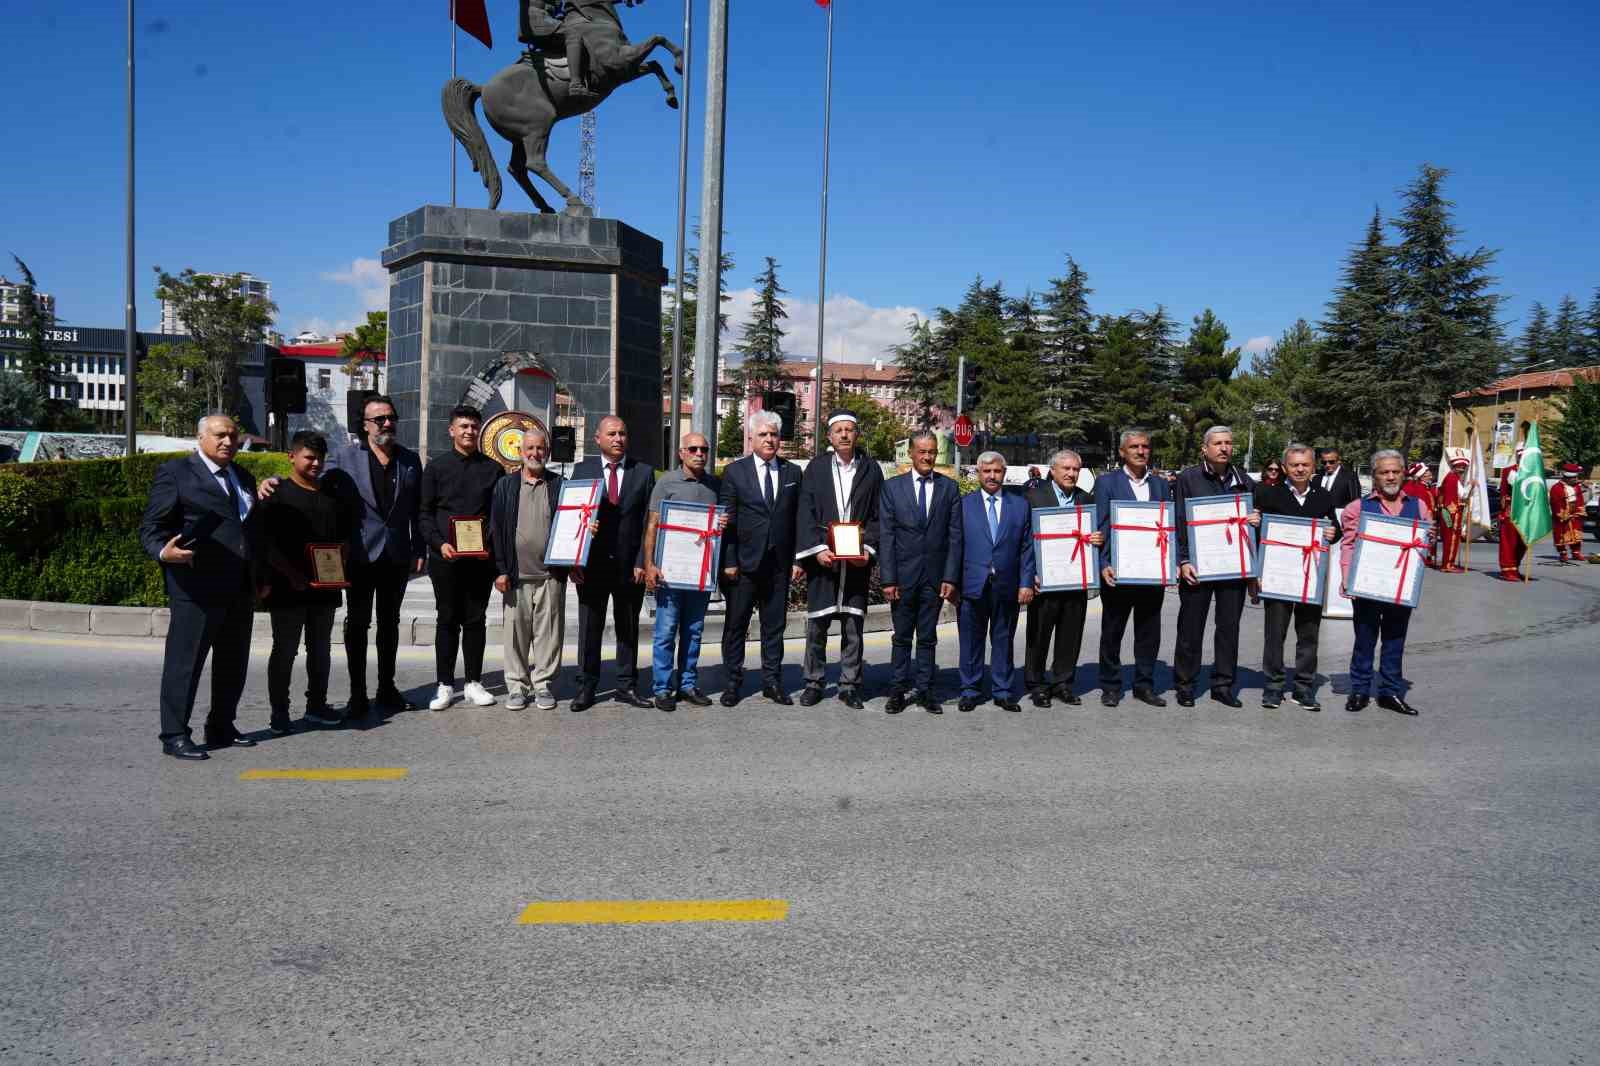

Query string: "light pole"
[[667, 0, 693, 456], [123, 0, 137, 455], [691, 0, 728, 453]]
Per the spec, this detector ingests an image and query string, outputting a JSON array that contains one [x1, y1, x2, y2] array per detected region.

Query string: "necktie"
[[219, 468, 240, 517], [987, 494, 999, 541], [764, 463, 775, 506], [607, 462, 620, 505], [917, 476, 928, 518]]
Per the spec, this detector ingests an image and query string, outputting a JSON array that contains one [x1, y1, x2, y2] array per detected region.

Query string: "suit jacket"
[[959, 489, 1035, 599], [489, 469, 567, 602], [1254, 481, 1341, 527], [321, 440, 424, 567], [139, 452, 260, 606], [1093, 467, 1174, 534], [878, 470, 963, 590], [571, 454, 655, 570], [1318, 464, 1362, 511], [717, 453, 803, 572]]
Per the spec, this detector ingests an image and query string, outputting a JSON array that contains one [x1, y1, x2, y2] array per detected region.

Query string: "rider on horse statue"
[[519, 1, 599, 100]]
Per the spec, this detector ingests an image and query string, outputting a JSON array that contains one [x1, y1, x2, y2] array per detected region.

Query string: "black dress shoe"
[[374, 686, 415, 712], [763, 686, 794, 706], [654, 695, 676, 713], [1132, 688, 1166, 708], [995, 699, 1022, 713], [161, 737, 209, 761], [921, 696, 944, 715], [204, 727, 256, 749], [1029, 690, 1052, 708], [1210, 690, 1243, 708], [1292, 692, 1322, 713], [677, 688, 712, 707], [1176, 692, 1197, 708], [839, 689, 865, 710], [1262, 692, 1282, 709], [884, 692, 907, 714], [351, 706, 383, 730], [798, 687, 824, 707], [719, 689, 740, 707], [1101, 692, 1121, 707], [1053, 685, 1082, 706], [1377, 695, 1420, 716], [1345, 694, 1369, 713], [617, 690, 654, 709], [268, 713, 293, 736], [570, 688, 596, 713], [958, 697, 978, 713]]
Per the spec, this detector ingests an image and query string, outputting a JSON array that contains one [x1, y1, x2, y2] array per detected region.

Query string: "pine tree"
[[1036, 256, 1098, 439], [1084, 314, 1160, 459], [660, 226, 734, 395], [1260, 319, 1325, 443], [930, 276, 1005, 409], [1317, 208, 1400, 456], [1584, 288, 1600, 363], [732, 257, 788, 398], [8, 256, 63, 426], [889, 314, 945, 428], [1510, 301, 1551, 372], [1163, 308, 1241, 467], [1549, 373, 1600, 472], [1549, 294, 1583, 364], [715, 401, 744, 458]]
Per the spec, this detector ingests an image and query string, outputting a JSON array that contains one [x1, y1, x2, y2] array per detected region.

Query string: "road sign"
[[953, 414, 975, 448]]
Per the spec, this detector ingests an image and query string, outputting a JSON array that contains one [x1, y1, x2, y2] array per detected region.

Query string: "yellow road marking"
[[518, 898, 788, 925], [239, 768, 408, 781]]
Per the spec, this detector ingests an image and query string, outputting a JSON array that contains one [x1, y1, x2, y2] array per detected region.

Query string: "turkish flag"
[[815, 0, 831, 6], [453, 0, 492, 48]]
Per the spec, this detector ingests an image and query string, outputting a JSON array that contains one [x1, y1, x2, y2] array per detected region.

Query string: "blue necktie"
[[987, 494, 999, 541], [917, 476, 928, 518], [764, 463, 775, 506]]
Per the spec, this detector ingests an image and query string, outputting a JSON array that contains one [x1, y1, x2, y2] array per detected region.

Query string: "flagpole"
[[450, 0, 458, 207], [669, 0, 694, 453], [811, 0, 834, 453], [124, 0, 137, 456]]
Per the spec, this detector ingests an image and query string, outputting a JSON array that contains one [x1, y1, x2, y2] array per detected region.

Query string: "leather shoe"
[[1132, 688, 1166, 708], [884, 692, 907, 715], [1029, 690, 1052, 708], [839, 689, 865, 710], [921, 695, 944, 715], [798, 686, 823, 707], [1176, 692, 1197, 708], [995, 699, 1022, 713], [570, 687, 596, 713], [1210, 690, 1243, 708], [1101, 692, 1121, 707], [351, 706, 383, 730], [719, 689, 740, 707], [1345, 693, 1369, 713], [1377, 695, 1420, 716], [161, 736, 209, 761], [1053, 685, 1082, 706], [654, 695, 677, 713], [1262, 692, 1282, 709], [204, 727, 255, 749], [763, 686, 794, 706], [1292, 692, 1322, 713], [958, 697, 978, 713], [375, 686, 415, 712], [268, 713, 293, 736], [677, 688, 712, 707], [616, 690, 654, 709]]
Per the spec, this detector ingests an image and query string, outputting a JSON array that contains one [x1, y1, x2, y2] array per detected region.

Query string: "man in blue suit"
[[957, 452, 1036, 712], [878, 430, 962, 715], [1094, 428, 1171, 708]]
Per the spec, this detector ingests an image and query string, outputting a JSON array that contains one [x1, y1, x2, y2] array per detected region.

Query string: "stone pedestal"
[[381, 206, 666, 466]]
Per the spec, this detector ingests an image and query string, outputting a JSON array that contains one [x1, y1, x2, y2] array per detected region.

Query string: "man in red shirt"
[[1497, 446, 1527, 580], [1550, 463, 1587, 563], [1435, 448, 1473, 572]]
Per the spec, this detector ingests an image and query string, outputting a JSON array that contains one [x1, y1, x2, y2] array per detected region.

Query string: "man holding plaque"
[[643, 432, 726, 712], [1171, 425, 1259, 708], [1253, 444, 1340, 712], [257, 431, 352, 734], [794, 410, 883, 709], [956, 452, 1036, 713], [490, 427, 569, 711], [1339, 450, 1430, 716], [1095, 429, 1172, 708], [419, 406, 505, 711], [878, 429, 962, 715], [1024, 449, 1101, 707]]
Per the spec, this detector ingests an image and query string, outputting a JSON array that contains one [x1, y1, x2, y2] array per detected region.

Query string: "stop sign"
[[953, 414, 975, 448]]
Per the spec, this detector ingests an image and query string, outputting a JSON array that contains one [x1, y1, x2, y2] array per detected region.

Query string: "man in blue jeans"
[[642, 432, 727, 712]]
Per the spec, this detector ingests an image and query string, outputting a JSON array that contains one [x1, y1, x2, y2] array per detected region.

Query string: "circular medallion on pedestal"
[[480, 410, 548, 472]]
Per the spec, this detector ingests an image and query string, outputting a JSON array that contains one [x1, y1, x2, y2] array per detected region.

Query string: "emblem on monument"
[[480, 410, 548, 472]]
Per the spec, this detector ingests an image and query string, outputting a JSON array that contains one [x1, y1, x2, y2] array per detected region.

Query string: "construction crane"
[[578, 111, 597, 210]]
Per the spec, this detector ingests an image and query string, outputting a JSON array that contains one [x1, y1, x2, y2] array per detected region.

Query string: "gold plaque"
[[480, 410, 548, 472], [828, 521, 866, 562], [306, 544, 349, 589], [450, 516, 489, 558]]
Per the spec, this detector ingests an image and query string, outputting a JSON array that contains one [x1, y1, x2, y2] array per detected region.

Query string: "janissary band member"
[[1341, 449, 1428, 716], [1550, 462, 1587, 563], [1402, 462, 1438, 568], [1497, 445, 1528, 580], [1435, 448, 1473, 573]]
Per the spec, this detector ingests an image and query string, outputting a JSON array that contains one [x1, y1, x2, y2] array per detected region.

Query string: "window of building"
[[317, 368, 332, 391], [98, 383, 106, 400]]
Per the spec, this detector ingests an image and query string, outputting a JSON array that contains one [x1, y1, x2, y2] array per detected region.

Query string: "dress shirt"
[[1290, 483, 1310, 507], [1124, 466, 1152, 502], [198, 452, 251, 521], [832, 453, 861, 521], [1320, 466, 1341, 493], [915, 472, 935, 517]]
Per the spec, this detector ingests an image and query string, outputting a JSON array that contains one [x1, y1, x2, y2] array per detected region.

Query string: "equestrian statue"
[[443, 0, 682, 215]]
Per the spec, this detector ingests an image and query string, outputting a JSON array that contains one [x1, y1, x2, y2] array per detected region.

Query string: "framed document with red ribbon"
[[1322, 541, 1356, 619], [1254, 514, 1329, 606], [1032, 505, 1098, 592], [1184, 493, 1256, 581], [1347, 511, 1429, 608], [544, 479, 602, 568], [1108, 500, 1178, 586], [654, 500, 729, 592]]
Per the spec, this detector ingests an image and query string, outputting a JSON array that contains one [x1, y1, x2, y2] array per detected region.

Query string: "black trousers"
[[344, 555, 410, 700], [888, 581, 943, 695], [576, 566, 646, 693], [1097, 584, 1164, 696], [268, 604, 337, 713], [721, 554, 791, 690], [429, 555, 496, 685], [158, 595, 253, 741], [1262, 599, 1322, 697], [1025, 590, 1088, 694], [1174, 579, 1247, 695]]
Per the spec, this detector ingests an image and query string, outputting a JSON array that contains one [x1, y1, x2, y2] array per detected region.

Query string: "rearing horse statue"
[[442, 0, 682, 215]]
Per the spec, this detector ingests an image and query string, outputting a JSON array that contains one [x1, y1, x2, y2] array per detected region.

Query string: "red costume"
[[1402, 469, 1437, 566], [1551, 470, 1586, 561], [1497, 465, 1527, 578], [1436, 465, 1472, 571]]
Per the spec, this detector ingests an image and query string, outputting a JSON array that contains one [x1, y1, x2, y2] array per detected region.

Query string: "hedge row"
[[0, 451, 291, 607]]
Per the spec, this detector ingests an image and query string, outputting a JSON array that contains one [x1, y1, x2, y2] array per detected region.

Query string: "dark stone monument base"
[[382, 206, 665, 466]]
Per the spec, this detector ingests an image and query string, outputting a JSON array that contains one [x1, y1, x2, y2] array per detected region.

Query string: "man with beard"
[[490, 427, 570, 711]]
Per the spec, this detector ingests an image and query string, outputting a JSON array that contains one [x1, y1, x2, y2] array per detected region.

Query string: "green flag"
[[1510, 423, 1553, 546]]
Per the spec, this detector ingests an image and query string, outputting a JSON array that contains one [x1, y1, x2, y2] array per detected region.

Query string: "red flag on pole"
[[453, 0, 493, 48], [815, 0, 831, 6]]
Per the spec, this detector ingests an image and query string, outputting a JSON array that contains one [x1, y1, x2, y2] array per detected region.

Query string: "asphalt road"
[[3, 542, 1598, 1065]]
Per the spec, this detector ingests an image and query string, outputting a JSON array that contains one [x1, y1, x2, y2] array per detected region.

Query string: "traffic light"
[[959, 357, 980, 410], [269, 356, 307, 414], [762, 391, 798, 439]]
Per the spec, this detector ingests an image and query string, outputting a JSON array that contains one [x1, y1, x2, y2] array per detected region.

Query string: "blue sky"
[[5, 0, 1597, 366]]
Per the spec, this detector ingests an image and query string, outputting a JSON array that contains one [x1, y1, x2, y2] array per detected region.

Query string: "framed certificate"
[[1347, 511, 1429, 608], [544, 479, 602, 568], [1107, 500, 1178, 586], [1254, 514, 1329, 606], [449, 515, 489, 558], [654, 500, 728, 591], [1183, 493, 1255, 581], [305, 543, 349, 589], [828, 521, 866, 562], [1032, 505, 1097, 592], [1323, 540, 1355, 620]]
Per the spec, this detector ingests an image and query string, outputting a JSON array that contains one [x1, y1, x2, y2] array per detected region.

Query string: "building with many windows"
[[0, 276, 55, 326], [158, 272, 273, 335], [273, 341, 385, 440], [707, 358, 925, 453]]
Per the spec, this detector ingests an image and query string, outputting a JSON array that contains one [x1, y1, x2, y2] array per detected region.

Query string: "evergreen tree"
[[660, 227, 734, 394], [1083, 314, 1160, 459], [1317, 208, 1400, 456], [1162, 308, 1241, 468], [152, 267, 277, 414], [0, 370, 42, 429], [1260, 319, 1326, 443], [732, 257, 788, 398], [1511, 301, 1551, 372], [137, 341, 209, 435], [1036, 256, 1098, 439], [715, 402, 744, 459], [1549, 294, 1583, 364], [1137, 305, 1182, 392], [889, 314, 946, 428], [1549, 373, 1600, 472], [977, 291, 1045, 434], [930, 276, 1006, 409], [1585, 288, 1600, 362], [828, 388, 909, 460], [8, 256, 66, 428]]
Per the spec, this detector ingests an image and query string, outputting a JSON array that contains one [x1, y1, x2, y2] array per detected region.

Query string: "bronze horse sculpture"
[[443, 0, 682, 215]]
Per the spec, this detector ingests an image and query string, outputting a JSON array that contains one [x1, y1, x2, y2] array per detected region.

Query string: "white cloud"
[[322, 257, 388, 314], [1242, 335, 1274, 356], [717, 289, 927, 366]]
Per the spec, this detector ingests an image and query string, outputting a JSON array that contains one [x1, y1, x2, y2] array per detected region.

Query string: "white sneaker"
[[463, 681, 496, 706], [428, 684, 454, 711], [533, 686, 557, 710]]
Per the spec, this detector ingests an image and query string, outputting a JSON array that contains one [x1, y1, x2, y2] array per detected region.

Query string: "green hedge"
[[0, 450, 291, 607]]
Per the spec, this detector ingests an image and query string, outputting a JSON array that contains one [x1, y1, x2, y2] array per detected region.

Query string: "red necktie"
[[607, 462, 620, 505]]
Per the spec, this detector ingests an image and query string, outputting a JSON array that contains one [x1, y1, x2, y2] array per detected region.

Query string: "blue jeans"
[[1349, 599, 1412, 697], [652, 589, 711, 696]]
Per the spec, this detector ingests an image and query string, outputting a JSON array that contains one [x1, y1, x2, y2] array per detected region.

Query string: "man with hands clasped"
[[956, 452, 1036, 714]]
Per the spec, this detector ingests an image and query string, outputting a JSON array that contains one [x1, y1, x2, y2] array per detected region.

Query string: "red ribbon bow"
[[658, 506, 720, 591], [1260, 520, 1327, 603], [1185, 495, 1252, 578], [1354, 518, 1427, 604], [556, 482, 602, 562], [1033, 515, 1095, 588], [1109, 501, 1175, 585]]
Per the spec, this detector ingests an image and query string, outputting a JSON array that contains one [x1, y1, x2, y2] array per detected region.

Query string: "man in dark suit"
[[957, 452, 1036, 713], [1095, 429, 1172, 708], [717, 410, 803, 707], [1254, 443, 1341, 712], [569, 415, 655, 711], [139, 414, 261, 760], [1024, 448, 1102, 707], [878, 429, 962, 715], [1318, 448, 1362, 511]]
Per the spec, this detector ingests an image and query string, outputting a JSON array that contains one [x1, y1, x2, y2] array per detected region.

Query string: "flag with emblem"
[[1509, 423, 1553, 548]]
